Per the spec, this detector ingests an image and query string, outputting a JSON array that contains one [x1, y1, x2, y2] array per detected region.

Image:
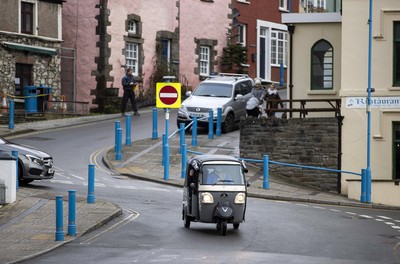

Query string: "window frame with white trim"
[[199, 46, 210, 77]]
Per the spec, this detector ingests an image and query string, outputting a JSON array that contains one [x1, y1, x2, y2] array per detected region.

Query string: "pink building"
[[62, 0, 232, 111]]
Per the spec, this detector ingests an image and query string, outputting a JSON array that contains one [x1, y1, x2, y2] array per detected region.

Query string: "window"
[[237, 24, 246, 46], [279, 0, 288, 10], [394, 22, 400, 86], [128, 20, 137, 34], [125, 43, 139, 76], [21, 2, 34, 34], [160, 39, 170, 65], [271, 30, 287, 66], [311, 40, 333, 90], [393, 122, 400, 179], [200, 46, 210, 76], [15, 63, 32, 96]]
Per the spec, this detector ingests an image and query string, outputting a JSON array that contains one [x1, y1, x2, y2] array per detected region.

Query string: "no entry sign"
[[156, 82, 181, 108]]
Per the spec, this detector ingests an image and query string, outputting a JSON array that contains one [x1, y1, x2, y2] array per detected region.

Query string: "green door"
[[394, 122, 400, 180]]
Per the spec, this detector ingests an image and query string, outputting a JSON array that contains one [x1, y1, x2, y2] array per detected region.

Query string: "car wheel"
[[18, 163, 33, 184], [222, 113, 234, 133]]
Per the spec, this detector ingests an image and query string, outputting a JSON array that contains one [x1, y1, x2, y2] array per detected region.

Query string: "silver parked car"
[[0, 136, 54, 184], [177, 74, 254, 133]]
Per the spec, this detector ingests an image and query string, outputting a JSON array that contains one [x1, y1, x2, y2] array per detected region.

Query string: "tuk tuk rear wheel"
[[183, 211, 191, 228], [233, 223, 240, 229]]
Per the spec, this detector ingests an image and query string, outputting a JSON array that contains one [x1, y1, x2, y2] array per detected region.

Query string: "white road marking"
[[377, 215, 393, 220], [114, 185, 138, 190], [375, 219, 384, 222], [312, 206, 326, 210], [50, 179, 73, 185], [70, 174, 84, 180], [145, 187, 169, 192], [330, 209, 341, 212], [359, 215, 373, 219], [385, 222, 395, 225], [345, 212, 357, 215]]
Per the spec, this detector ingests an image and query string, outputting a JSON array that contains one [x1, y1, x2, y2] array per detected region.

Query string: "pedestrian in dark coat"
[[121, 67, 140, 116]]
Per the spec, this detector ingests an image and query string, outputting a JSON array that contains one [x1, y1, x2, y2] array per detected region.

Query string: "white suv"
[[177, 74, 254, 133]]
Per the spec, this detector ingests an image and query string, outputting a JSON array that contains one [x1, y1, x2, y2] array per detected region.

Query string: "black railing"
[[265, 99, 341, 118]]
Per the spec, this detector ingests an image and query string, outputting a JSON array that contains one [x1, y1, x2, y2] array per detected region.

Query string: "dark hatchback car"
[[0, 136, 54, 184]]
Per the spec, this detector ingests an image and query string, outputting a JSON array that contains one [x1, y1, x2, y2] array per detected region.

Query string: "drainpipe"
[[287, 24, 295, 118], [337, 115, 344, 193]]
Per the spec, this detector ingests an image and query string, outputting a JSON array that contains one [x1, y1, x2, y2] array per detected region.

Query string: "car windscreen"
[[201, 164, 245, 185], [193, 83, 232, 98]]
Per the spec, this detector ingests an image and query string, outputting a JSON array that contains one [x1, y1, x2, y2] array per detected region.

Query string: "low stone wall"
[[240, 117, 340, 192]]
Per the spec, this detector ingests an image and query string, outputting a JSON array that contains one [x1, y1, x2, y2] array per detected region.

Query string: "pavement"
[[0, 107, 399, 264]]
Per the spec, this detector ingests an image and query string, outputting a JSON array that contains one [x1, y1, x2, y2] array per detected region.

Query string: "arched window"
[[311, 39, 333, 90]]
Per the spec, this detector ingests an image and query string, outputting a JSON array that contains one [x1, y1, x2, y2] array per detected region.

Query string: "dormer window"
[[128, 20, 137, 34]]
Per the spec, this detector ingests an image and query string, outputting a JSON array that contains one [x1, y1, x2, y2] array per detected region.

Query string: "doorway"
[[15, 63, 32, 96], [393, 122, 400, 180]]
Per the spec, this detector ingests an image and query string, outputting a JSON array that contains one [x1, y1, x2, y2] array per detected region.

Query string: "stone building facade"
[[0, 0, 63, 103]]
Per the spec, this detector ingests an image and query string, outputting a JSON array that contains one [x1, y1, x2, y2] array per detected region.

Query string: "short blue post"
[[9, 99, 14, 130], [87, 164, 95, 204], [164, 135, 170, 181], [68, 190, 76, 236], [181, 144, 187, 179], [208, 110, 214, 139], [366, 167, 372, 203], [216, 108, 222, 136], [179, 123, 185, 154], [114, 120, 120, 152], [263, 155, 269, 189], [55, 195, 64, 241], [125, 113, 132, 146], [280, 63, 284, 86], [11, 150, 18, 190], [162, 133, 166, 166], [116, 128, 122, 161], [191, 117, 198, 147], [152, 108, 158, 139], [360, 169, 367, 203]]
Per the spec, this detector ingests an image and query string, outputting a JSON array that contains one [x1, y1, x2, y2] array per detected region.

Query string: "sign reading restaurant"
[[346, 97, 400, 109]]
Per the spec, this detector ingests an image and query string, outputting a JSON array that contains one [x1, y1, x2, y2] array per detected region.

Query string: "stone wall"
[[240, 117, 340, 192]]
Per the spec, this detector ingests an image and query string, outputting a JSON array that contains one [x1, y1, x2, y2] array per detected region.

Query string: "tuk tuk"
[[182, 154, 249, 236]]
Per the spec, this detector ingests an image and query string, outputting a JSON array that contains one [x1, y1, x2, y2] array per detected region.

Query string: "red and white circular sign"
[[159, 85, 178, 105]]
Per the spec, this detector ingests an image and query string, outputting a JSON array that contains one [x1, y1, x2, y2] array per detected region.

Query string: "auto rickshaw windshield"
[[201, 164, 245, 185]]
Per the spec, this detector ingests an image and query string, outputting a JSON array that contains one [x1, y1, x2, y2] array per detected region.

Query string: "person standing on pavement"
[[265, 83, 283, 117], [121, 67, 140, 116], [246, 78, 265, 118]]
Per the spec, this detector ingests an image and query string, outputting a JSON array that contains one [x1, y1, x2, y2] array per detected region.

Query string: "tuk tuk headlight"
[[201, 192, 214, 204], [234, 193, 246, 204]]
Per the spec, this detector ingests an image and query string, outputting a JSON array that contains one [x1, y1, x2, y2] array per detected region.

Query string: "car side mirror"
[[186, 91, 192, 97], [235, 94, 244, 100]]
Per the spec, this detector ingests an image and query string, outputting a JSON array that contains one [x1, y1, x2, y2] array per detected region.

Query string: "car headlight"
[[234, 193, 246, 204], [201, 192, 214, 204], [26, 154, 44, 166]]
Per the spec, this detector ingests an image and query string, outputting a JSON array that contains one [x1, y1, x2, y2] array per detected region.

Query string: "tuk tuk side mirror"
[[246, 182, 251, 187], [190, 183, 196, 189], [243, 168, 248, 173]]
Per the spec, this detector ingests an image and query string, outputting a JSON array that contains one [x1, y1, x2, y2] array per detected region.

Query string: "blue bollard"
[[116, 128, 122, 161], [164, 136, 170, 181], [114, 120, 120, 152], [162, 133, 166, 166], [280, 63, 284, 86], [208, 110, 214, 139], [191, 117, 198, 146], [55, 195, 64, 241], [152, 108, 158, 139], [179, 123, 185, 154], [87, 164, 95, 204], [9, 99, 14, 130], [68, 190, 76, 236], [263, 155, 269, 189], [125, 113, 132, 146], [181, 144, 187, 179], [360, 169, 367, 203], [11, 150, 18, 190], [216, 108, 222, 136], [366, 167, 372, 203]]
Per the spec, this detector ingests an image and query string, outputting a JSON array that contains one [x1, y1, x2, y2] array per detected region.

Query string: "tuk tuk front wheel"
[[218, 220, 227, 236], [233, 223, 240, 229]]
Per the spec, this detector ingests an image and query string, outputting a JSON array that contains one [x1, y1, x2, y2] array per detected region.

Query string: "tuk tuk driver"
[[205, 166, 232, 184]]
